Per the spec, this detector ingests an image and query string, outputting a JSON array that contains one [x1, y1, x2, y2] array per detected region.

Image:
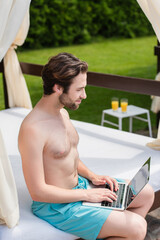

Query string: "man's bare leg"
[[127, 184, 154, 218], [97, 210, 147, 239], [97, 184, 154, 239]]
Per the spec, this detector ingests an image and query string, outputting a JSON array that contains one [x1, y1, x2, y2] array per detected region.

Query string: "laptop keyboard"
[[101, 183, 125, 208]]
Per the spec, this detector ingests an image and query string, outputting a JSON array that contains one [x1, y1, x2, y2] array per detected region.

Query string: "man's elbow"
[[31, 192, 42, 202], [30, 189, 45, 202]]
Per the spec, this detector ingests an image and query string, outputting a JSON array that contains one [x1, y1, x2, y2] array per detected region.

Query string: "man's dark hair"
[[41, 52, 88, 95]]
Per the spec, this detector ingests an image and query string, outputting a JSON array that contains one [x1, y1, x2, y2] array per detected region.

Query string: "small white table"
[[101, 105, 152, 137]]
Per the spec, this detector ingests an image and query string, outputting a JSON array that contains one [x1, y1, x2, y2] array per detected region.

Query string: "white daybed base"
[[0, 107, 160, 240]]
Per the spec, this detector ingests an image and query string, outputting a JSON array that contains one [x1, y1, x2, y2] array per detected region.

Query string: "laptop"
[[83, 157, 151, 211]]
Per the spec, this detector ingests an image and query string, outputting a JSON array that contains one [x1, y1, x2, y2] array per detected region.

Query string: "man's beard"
[[59, 93, 80, 110]]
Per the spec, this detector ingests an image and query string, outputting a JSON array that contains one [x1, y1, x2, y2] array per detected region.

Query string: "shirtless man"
[[18, 52, 154, 240]]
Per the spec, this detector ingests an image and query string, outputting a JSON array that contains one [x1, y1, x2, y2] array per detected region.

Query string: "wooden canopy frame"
[[0, 43, 160, 213]]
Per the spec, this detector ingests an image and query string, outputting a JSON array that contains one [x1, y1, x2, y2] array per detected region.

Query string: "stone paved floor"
[[145, 208, 160, 240]]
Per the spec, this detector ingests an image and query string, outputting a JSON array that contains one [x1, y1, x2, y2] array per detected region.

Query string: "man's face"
[[59, 72, 87, 110]]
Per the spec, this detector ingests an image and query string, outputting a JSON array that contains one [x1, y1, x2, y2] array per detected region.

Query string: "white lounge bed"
[[0, 107, 160, 240]]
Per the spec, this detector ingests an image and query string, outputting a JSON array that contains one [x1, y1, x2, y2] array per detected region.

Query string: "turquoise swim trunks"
[[32, 176, 123, 240]]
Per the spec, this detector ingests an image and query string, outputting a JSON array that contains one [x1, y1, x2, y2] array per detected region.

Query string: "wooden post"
[[0, 61, 9, 109], [154, 40, 160, 128], [157, 40, 160, 73]]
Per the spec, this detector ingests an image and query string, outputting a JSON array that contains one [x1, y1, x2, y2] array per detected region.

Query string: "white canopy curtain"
[[3, 9, 32, 109], [0, 0, 31, 228], [137, 0, 160, 42], [137, 0, 160, 147], [0, 0, 31, 61], [0, 0, 32, 109], [0, 130, 19, 228], [151, 72, 160, 115]]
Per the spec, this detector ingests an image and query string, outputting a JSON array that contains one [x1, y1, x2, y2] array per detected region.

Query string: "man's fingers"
[[112, 178, 119, 191], [105, 179, 114, 191], [107, 178, 119, 192], [104, 189, 117, 201]]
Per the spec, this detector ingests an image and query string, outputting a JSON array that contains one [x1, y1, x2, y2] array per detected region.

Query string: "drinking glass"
[[111, 97, 119, 111], [121, 98, 128, 113]]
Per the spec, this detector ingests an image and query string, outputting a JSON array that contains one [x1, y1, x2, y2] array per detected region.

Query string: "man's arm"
[[77, 160, 119, 192], [18, 123, 90, 203], [18, 123, 117, 204], [77, 159, 98, 181]]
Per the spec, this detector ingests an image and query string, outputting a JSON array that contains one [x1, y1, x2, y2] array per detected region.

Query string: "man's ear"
[[53, 84, 63, 95]]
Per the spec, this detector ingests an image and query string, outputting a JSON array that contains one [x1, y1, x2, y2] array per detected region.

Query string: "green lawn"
[[0, 35, 158, 133]]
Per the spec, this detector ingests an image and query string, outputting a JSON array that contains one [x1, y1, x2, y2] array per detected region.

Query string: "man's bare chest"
[[43, 119, 79, 159]]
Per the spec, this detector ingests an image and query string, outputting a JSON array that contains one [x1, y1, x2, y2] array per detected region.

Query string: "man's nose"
[[81, 89, 87, 99]]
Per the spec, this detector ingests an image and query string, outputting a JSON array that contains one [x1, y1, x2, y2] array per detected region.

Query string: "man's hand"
[[85, 188, 117, 203], [90, 174, 119, 192]]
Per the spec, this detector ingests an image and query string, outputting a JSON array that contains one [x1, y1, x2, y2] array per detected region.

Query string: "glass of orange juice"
[[111, 97, 119, 111], [121, 98, 128, 113]]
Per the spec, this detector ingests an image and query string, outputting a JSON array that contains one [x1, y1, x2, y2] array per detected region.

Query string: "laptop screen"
[[127, 157, 150, 205]]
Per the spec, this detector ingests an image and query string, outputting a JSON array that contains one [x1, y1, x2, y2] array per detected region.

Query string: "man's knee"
[[143, 183, 155, 211], [130, 216, 147, 240], [146, 184, 155, 204]]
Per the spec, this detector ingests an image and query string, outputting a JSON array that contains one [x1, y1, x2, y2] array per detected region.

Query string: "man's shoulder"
[[20, 107, 70, 136], [60, 108, 69, 119], [18, 110, 46, 150], [19, 109, 42, 135], [19, 116, 38, 138]]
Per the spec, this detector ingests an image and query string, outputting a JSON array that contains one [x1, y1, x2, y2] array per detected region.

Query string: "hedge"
[[24, 0, 154, 49]]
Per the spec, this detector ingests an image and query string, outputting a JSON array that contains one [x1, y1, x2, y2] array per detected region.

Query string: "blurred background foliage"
[[23, 0, 154, 49], [0, 0, 157, 135]]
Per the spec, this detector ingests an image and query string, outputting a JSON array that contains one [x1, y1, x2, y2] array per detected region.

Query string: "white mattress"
[[0, 107, 160, 240]]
